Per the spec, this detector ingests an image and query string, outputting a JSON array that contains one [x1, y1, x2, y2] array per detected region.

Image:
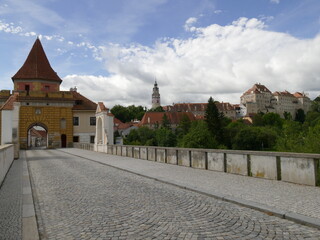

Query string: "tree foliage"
[[178, 121, 218, 149], [111, 105, 146, 123], [122, 98, 320, 154], [205, 97, 223, 143]]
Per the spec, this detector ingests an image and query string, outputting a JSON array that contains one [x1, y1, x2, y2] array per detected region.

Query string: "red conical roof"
[[12, 38, 62, 83]]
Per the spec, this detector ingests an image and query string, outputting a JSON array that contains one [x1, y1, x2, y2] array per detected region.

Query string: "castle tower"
[[12, 38, 62, 93], [152, 81, 160, 109]]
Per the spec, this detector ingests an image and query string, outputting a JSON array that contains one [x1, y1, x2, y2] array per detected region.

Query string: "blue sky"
[[1, 0, 320, 107]]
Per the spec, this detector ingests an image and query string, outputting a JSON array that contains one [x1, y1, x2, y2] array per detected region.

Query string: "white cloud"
[[0, 20, 23, 34], [214, 10, 222, 14], [270, 0, 280, 4], [184, 17, 198, 32], [62, 17, 320, 108]]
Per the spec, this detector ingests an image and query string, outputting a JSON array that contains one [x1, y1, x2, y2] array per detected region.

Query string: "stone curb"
[[60, 149, 320, 230], [21, 151, 39, 240]]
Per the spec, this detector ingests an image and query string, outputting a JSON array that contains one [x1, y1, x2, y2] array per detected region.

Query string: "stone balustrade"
[[0, 144, 14, 186], [76, 144, 320, 186]]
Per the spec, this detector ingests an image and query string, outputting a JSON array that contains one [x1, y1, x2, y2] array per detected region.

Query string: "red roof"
[[12, 38, 62, 83], [242, 84, 271, 96], [0, 93, 18, 110], [140, 112, 196, 126], [99, 102, 108, 111], [71, 91, 97, 110], [273, 90, 294, 97]]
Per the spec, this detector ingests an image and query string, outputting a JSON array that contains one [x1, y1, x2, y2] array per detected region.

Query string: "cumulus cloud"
[[62, 17, 320, 108], [184, 17, 198, 32]]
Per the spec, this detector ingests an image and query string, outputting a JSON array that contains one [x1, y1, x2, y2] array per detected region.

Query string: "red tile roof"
[[71, 91, 97, 110], [140, 112, 196, 126], [0, 93, 19, 110], [293, 92, 308, 98], [12, 38, 62, 83], [97, 102, 109, 112], [243, 84, 271, 96], [273, 90, 294, 97]]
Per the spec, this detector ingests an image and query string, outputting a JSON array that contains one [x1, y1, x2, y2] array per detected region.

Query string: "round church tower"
[[152, 81, 160, 109]]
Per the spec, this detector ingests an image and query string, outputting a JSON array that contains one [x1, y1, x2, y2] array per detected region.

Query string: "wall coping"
[[0, 144, 13, 150], [118, 145, 320, 159]]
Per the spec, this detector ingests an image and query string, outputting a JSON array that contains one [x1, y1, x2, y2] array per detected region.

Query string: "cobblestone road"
[[27, 149, 320, 239], [0, 159, 22, 240]]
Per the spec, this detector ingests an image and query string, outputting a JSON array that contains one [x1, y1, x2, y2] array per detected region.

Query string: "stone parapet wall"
[[0, 144, 14, 186], [74, 144, 320, 187]]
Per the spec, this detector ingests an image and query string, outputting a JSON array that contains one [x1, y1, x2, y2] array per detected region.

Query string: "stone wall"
[[75, 144, 320, 187], [0, 144, 14, 186]]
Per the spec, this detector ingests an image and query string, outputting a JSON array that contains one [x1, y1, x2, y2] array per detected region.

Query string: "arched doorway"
[[61, 134, 67, 148], [27, 123, 48, 149]]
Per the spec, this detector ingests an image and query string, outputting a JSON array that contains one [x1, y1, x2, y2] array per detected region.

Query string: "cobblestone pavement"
[[27, 149, 320, 239], [0, 159, 23, 240], [60, 148, 320, 221]]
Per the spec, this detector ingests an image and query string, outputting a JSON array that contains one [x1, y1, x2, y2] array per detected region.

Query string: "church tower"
[[152, 81, 160, 109]]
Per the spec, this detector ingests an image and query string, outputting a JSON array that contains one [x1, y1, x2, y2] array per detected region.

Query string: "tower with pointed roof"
[[152, 81, 161, 109], [12, 38, 62, 93], [0, 38, 99, 151]]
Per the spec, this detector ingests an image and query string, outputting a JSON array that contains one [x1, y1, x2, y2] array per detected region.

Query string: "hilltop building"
[[241, 83, 311, 117], [151, 81, 161, 109], [0, 38, 98, 155]]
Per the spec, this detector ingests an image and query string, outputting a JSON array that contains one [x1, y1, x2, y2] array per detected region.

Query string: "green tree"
[[224, 120, 247, 148], [205, 97, 223, 143], [311, 97, 320, 112], [295, 109, 306, 123], [283, 111, 292, 120], [233, 126, 277, 151], [111, 105, 146, 122], [252, 112, 264, 126], [275, 121, 304, 152], [124, 126, 156, 146], [179, 120, 218, 149], [176, 114, 191, 137], [303, 122, 320, 153], [111, 105, 129, 123], [155, 128, 176, 147], [262, 112, 283, 129], [305, 111, 320, 127], [161, 113, 171, 129], [148, 106, 164, 112]]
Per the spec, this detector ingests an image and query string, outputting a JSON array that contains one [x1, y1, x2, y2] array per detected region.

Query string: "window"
[[45, 85, 50, 91], [25, 85, 30, 95], [90, 136, 95, 144], [90, 117, 96, 126], [73, 136, 79, 142], [73, 117, 79, 126]]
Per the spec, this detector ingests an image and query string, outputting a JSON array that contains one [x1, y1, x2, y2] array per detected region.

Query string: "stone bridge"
[[1, 147, 320, 239]]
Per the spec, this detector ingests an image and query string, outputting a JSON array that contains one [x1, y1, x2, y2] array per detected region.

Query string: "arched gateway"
[[27, 123, 48, 149], [0, 38, 98, 151]]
